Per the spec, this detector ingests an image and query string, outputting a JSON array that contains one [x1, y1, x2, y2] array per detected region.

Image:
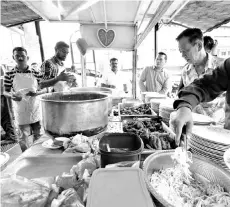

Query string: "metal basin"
[[40, 92, 109, 136], [70, 87, 112, 113]]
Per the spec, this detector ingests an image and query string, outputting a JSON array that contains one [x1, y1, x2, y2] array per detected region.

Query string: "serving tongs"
[[181, 126, 188, 163]]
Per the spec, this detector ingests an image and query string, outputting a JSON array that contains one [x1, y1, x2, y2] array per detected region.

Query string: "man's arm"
[[3, 73, 22, 101], [39, 61, 74, 89], [173, 58, 230, 110], [139, 68, 147, 92], [39, 77, 61, 89]]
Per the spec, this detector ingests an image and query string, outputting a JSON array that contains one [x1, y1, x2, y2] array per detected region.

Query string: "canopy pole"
[[132, 24, 138, 99], [103, 0, 107, 30], [92, 50, 97, 86], [154, 23, 159, 59], [70, 42, 74, 66], [35, 21, 45, 62], [81, 55, 87, 87]]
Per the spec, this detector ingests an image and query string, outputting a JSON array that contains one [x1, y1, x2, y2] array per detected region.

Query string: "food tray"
[[122, 117, 176, 157], [143, 151, 230, 207], [118, 103, 157, 121]]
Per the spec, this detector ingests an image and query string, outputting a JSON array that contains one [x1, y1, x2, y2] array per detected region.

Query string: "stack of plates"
[[189, 125, 230, 171], [159, 99, 174, 123], [224, 148, 230, 170], [192, 113, 215, 125], [145, 92, 166, 103]]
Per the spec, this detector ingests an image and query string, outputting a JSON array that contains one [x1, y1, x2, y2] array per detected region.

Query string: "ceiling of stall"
[[1, 0, 42, 27], [1, 0, 230, 41]]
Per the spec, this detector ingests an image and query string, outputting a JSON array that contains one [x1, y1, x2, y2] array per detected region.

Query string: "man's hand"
[[169, 107, 193, 146], [11, 93, 22, 102], [26, 91, 37, 97], [57, 71, 75, 82]]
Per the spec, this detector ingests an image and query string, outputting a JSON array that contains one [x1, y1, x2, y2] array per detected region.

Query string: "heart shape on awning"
[[97, 28, 115, 47]]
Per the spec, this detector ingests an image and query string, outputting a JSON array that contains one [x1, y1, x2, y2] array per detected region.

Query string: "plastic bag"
[[0, 174, 50, 207]]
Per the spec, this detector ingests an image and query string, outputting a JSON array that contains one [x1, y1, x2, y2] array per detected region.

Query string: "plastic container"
[[86, 168, 155, 207], [99, 133, 144, 167]]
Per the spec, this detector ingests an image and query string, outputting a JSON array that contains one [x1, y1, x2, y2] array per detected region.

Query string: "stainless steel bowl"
[[143, 150, 230, 207], [40, 91, 109, 136]]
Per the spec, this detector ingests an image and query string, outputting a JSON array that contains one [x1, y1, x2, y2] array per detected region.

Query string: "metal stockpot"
[[40, 92, 109, 136], [70, 87, 112, 113]]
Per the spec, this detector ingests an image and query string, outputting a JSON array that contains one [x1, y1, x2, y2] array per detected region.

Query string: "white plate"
[[192, 125, 230, 145], [224, 148, 230, 169], [192, 113, 214, 125], [42, 137, 70, 149], [0, 152, 10, 168]]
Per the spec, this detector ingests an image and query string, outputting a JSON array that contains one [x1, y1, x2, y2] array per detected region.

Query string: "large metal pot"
[[70, 87, 112, 113], [40, 92, 109, 136]]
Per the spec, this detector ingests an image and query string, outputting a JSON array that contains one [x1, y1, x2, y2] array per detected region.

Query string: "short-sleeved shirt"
[[40, 56, 65, 80], [181, 53, 224, 87], [4, 66, 43, 125], [40, 56, 66, 92], [139, 66, 171, 93], [180, 53, 225, 117], [4, 66, 42, 92]]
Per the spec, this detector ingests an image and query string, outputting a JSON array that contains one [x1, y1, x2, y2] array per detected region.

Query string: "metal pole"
[[154, 23, 159, 59], [35, 21, 45, 62], [81, 55, 87, 87], [132, 24, 138, 99], [92, 50, 97, 85], [70, 42, 74, 66]]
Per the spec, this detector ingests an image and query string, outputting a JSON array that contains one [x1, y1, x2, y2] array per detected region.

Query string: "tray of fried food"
[[118, 102, 157, 120], [122, 117, 176, 154]]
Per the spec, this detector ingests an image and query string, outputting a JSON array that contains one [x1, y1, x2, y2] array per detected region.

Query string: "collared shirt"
[[181, 53, 225, 87], [101, 71, 127, 91], [139, 66, 171, 94], [40, 56, 64, 80], [174, 58, 230, 130], [178, 54, 225, 118]]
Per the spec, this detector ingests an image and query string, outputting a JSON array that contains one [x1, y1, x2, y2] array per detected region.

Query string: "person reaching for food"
[[170, 58, 230, 146]]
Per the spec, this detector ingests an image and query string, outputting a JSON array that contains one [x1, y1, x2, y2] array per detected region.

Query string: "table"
[[2, 117, 122, 175]]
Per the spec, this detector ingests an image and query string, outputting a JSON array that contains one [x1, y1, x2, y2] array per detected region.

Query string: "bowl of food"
[[143, 150, 230, 207]]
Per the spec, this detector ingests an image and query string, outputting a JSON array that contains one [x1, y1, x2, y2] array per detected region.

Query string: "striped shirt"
[[40, 56, 64, 80], [4, 66, 42, 91], [139, 66, 171, 94]]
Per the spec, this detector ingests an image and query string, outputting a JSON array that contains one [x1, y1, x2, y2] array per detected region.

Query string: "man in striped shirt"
[[40, 41, 75, 92], [3, 47, 73, 151], [139, 52, 171, 95]]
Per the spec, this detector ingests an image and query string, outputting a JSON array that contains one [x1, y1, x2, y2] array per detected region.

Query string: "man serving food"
[[170, 58, 230, 146]]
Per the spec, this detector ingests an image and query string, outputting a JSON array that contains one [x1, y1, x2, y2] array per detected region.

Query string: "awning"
[[1, 0, 230, 47], [1, 0, 42, 27]]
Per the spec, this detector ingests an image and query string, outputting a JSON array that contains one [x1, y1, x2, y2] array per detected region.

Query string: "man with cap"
[[40, 41, 75, 92]]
